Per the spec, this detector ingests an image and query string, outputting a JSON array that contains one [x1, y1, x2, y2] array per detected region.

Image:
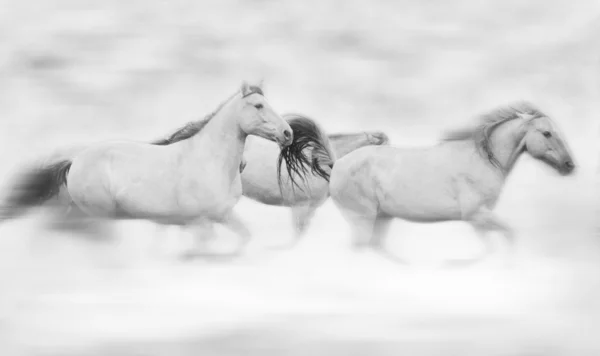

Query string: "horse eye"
[[254, 103, 263, 110], [543, 131, 552, 138]]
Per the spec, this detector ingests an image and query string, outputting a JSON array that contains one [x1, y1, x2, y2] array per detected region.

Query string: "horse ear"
[[258, 78, 265, 90], [241, 81, 251, 96]]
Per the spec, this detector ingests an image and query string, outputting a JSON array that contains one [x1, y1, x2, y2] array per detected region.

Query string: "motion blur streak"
[[0, 0, 599, 355]]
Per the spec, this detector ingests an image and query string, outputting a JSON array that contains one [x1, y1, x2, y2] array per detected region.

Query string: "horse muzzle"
[[276, 129, 293, 147], [560, 160, 575, 175]]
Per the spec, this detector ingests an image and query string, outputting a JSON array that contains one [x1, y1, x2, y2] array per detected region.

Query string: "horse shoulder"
[[451, 163, 505, 216]]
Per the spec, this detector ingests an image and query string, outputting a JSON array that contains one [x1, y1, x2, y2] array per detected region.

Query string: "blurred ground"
[[0, 0, 600, 355]]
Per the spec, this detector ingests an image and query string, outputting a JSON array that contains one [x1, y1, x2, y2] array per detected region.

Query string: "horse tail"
[[0, 160, 72, 222], [277, 113, 335, 193]]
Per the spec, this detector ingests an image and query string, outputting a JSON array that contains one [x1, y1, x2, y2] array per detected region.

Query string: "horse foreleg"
[[338, 209, 375, 250], [181, 219, 216, 260], [445, 208, 515, 267], [473, 210, 516, 266], [221, 211, 252, 256], [369, 215, 407, 264], [292, 204, 315, 239]]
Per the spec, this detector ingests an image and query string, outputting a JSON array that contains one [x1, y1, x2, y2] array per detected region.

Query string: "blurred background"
[[0, 0, 600, 355]]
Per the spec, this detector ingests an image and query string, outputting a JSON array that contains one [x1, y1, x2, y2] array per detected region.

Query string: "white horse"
[[154, 113, 338, 256], [240, 116, 389, 247], [0, 81, 304, 253], [0, 87, 332, 258], [329, 102, 575, 265]]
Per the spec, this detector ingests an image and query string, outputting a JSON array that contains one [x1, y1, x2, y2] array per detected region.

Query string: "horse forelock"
[[441, 101, 547, 169]]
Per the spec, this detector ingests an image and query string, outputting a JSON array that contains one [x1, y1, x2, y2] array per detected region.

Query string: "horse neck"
[[487, 119, 527, 175], [330, 134, 370, 158], [186, 101, 246, 177]]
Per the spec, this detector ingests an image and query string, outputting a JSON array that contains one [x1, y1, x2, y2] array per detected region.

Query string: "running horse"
[[0, 82, 320, 256], [329, 102, 575, 265], [240, 115, 389, 247]]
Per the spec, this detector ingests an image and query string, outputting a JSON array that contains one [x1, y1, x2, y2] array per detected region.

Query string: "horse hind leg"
[[369, 215, 408, 264], [370, 215, 391, 248], [336, 207, 376, 250]]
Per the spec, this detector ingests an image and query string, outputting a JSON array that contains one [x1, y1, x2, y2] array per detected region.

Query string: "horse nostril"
[[565, 161, 575, 170], [283, 129, 292, 141]]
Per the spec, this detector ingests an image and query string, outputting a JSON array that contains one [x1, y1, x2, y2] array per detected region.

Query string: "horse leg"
[[269, 204, 315, 250], [370, 215, 407, 264], [221, 211, 252, 256], [473, 210, 515, 266], [292, 204, 315, 240], [370, 215, 391, 248], [180, 220, 215, 260], [337, 208, 376, 250], [444, 208, 514, 267]]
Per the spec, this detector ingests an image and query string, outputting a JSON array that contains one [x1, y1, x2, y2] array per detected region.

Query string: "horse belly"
[[378, 190, 461, 222], [375, 164, 462, 222], [241, 177, 284, 205], [241, 166, 327, 208]]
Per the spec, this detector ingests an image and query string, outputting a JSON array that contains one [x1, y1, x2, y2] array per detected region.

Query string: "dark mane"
[[277, 113, 334, 192], [440, 101, 546, 169], [152, 85, 263, 146], [152, 120, 210, 145]]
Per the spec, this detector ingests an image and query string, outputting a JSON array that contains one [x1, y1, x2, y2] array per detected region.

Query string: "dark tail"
[[0, 160, 72, 222], [277, 114, 335, 194]]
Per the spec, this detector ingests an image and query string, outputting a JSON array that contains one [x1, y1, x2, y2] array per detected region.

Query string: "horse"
[[0, 140, 248, 245], [239, 116, 389, 247], [329, 102, 575, 265], [149, 113, 337, 257], [0, 81, 321, 257]]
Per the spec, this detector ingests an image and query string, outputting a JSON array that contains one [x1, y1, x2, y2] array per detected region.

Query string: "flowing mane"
[[440, 101, 546, 168], [277, 113, 334, 191], [152, 85, 263, 146]]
